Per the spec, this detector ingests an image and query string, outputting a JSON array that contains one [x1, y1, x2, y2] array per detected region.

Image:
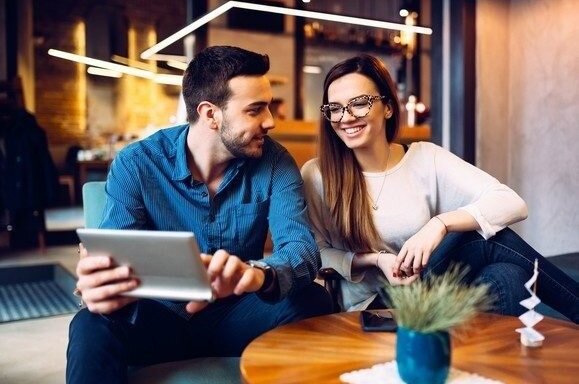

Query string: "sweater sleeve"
[[429, 143, 528, 239], [301, 159, 362, 282]]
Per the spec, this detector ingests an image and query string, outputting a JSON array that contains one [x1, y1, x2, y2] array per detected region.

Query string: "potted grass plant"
[[383, 265, 493, 384]]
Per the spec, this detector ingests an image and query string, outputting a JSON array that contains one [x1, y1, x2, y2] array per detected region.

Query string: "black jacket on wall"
[[0, 106, 59, 247]]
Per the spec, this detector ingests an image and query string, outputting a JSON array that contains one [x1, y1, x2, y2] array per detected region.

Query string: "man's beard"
[[220, 117, 264, 159]]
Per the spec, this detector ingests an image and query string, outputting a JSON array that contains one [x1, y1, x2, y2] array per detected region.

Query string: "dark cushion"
[[129, 357, 240, 384]]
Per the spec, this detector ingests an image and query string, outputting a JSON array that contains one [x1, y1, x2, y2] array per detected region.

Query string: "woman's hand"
[[376, 252, 419, 286], [392, 217, 447, 277], [75, 243, 139, 314]]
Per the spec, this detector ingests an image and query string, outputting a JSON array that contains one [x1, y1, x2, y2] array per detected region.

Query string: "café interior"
[[0, 0, 578, 383]]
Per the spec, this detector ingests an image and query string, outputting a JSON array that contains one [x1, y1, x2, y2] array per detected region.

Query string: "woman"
[[301, 54, 578, 323]]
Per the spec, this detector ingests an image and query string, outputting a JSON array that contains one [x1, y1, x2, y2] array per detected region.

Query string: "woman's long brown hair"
[[318, 54, 400, 252]]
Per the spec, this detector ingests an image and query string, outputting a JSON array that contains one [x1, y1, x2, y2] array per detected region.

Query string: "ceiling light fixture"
[[166, 60, 189, 71], [111, 54, 152, 71], [87, 67, 123, 78], [147, 53, 189, 63], [48, 49, 153, 78], [140, 0, 433, 60], [153, 73, 183, 85], [140, 2, 235, 59], [48, 49, 182, 85], [303, 65, 322, 74]]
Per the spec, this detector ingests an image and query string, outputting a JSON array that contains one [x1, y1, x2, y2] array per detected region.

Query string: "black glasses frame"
[[320, 95, 386, 123]]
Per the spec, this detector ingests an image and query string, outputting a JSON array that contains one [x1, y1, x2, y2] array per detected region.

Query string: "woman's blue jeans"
[[424, 228, 578, 323]]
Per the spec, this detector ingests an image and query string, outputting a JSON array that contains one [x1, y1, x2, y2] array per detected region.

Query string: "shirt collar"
[[171, 125, 248, 182], [171, 125, 192, 181]]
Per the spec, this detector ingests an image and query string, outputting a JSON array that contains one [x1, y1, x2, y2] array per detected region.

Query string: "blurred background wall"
[[477, 0, 579, 255]]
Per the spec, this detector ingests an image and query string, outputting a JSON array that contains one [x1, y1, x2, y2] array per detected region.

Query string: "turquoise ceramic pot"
[[396, 326, 451, 384]]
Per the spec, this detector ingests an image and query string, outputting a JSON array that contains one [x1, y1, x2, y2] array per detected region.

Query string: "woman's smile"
[[339, 124, 366, 136]]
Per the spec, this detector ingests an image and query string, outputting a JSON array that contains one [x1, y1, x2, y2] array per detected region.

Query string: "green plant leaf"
[[384, 264, 494, 333]]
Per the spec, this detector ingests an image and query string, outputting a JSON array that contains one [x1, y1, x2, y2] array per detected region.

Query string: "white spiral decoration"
[[516, 259, 544, 347]]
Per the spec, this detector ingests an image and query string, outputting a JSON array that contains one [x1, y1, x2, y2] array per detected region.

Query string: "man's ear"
[[197, 101, 220, 129]]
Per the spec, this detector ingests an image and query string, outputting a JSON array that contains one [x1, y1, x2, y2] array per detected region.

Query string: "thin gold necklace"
[[368, 145, 391, 211]]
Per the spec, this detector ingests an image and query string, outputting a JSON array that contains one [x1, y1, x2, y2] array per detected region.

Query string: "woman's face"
[[326, 73, 390, 151]]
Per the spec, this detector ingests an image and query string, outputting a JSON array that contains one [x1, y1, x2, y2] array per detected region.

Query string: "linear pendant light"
[[87, 67, 123, 78], [48, 49, 182, 85], [140, 0, 433, 60]]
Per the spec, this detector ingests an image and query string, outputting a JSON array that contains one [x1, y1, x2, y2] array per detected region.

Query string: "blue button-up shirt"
[[100, 124, 320, 301]]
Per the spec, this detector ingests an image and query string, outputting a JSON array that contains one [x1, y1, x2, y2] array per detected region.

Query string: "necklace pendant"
[[372, 204, 378, 210]]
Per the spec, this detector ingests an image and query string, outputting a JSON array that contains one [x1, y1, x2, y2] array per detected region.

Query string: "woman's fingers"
[[412, 250, 425, 275], [421, 251, 432, 268], [400, 250, 415, 277], [393, 247, 408, 276], [400, 274, 420, 285], [397, 245, 430, 277]]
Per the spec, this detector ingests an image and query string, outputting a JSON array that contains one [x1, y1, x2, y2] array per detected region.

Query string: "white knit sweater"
[[301, 141, 528, 311]]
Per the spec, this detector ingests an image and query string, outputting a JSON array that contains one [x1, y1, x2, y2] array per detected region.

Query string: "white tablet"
[[76, 228, 214, 302]]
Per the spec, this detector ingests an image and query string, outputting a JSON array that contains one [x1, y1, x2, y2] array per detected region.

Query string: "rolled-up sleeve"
[[432, 143, 528, 239]]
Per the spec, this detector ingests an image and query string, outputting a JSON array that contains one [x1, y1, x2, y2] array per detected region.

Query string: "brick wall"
[[33, 0, 186, 147]]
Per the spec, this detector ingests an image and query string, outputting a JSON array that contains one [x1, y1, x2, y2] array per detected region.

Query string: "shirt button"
[[201, 192, 208, 197]]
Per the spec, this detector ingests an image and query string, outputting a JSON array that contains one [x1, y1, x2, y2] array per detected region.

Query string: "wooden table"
[[241, 312, 579, 383]]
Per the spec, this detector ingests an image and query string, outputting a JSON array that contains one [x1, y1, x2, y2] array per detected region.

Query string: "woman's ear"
[[384, 104, 393, 119]]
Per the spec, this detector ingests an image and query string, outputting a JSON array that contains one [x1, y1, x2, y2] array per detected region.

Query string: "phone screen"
[[360, 310, 397, 332]]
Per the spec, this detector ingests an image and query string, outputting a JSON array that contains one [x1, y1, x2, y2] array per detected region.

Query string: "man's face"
[[219, 76, 274, 158]]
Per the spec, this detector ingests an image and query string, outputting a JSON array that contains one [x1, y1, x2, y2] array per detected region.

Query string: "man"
[[67, 46, 332, 384]]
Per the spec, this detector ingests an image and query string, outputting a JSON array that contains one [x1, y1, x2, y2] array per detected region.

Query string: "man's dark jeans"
[[66, 282, 332, 384]]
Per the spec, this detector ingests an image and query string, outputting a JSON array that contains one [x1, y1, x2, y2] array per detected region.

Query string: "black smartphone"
[[360, 310, 397, 332]]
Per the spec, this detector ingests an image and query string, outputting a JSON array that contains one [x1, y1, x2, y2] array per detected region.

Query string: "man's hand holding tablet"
[[75, 242, 139, 314], [75, 229, 272, 315]]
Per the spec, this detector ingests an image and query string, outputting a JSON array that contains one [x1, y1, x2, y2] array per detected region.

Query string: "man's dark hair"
[[182, 46, 270, 123]]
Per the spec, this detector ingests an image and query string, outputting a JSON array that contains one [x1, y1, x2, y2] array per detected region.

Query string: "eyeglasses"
[[320, 95, 386, 123]]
